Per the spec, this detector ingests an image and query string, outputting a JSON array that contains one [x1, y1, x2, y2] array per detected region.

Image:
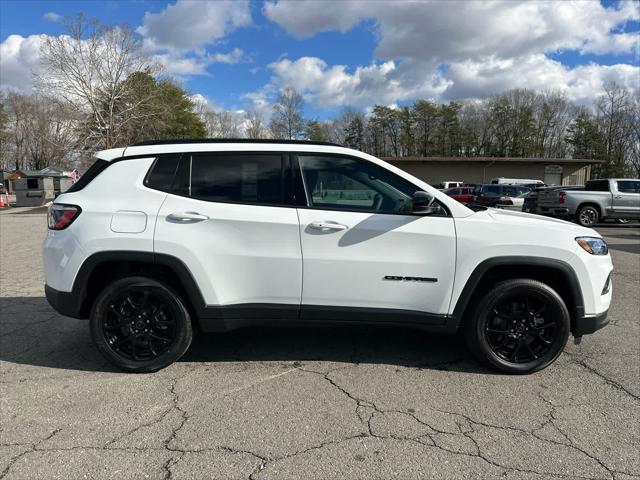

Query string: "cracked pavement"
[[1, 211, 639, 479]]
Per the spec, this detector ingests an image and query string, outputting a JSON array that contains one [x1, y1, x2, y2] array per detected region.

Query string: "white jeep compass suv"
[[43, 140, 612, 374]]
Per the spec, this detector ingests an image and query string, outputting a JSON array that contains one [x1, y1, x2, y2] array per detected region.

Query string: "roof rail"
[[131, 138, 343, 147]]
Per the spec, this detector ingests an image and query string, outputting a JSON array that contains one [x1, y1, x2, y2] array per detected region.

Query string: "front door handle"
[[614, 195, 622, 199], [167, 211, 210, 223], [309, 221, 349, 231]]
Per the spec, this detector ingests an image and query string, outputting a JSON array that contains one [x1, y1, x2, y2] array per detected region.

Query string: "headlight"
[[576, 236, 608, 255]]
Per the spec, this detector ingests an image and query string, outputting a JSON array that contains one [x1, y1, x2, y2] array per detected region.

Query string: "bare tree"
[[38, 13, 158, 150], [4, 93, 77, 170], [245, 110, 266, 139], [269, 87, 305, 140], [595, 82, 636, 176]]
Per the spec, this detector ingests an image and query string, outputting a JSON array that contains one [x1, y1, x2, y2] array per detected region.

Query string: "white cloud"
[[260, 0, 640, 108], [153, 53, 210, 76], [264, 0, 640, 59], [43, 12, 62, 23], [266, 56, 450, 108], [153, 48, 247, 77], [0, 34, 45, 92], [208, 48, 246, 64], [444, 55, 640, 104], [137, 0, 251, 52]]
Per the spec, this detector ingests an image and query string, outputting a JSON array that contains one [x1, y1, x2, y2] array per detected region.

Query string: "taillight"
[[558, 191, 566, 204], [48, 204, 81, 230]]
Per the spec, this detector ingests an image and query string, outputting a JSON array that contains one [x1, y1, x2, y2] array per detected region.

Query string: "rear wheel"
[[576, 205, 599, 227], [464, 279, 569, 374], [90, 276, 193, 373]]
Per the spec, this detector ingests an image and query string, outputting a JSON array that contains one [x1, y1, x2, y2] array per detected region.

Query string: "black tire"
[[576, 205, 599, 227], [463, 279, 569, 374], [90, 276, 193, 373]]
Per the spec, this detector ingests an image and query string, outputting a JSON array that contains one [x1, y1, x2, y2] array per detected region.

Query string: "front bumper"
[[45, 284, 85, 319], [573, 309, 609, 337]]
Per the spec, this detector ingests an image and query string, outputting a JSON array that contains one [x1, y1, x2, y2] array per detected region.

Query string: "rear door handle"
[[309, 221, 349, 231], [167, 211, 210, 223], [614, 195, 622, 199]]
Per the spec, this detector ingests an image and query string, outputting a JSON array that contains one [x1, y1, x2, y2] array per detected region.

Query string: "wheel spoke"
[[508, 341, 523, 362], [149, 333, 171, 344], [486, 327, 509, 334], [124, 295, 137, 310], [524, 342, 538, 360], [130, 337, 139, 360], [531, 322, 555, 330], [492, 308, 511, 320], [147, 335, 158, 357]]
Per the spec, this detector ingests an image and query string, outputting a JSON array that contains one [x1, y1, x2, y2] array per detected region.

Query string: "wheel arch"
[[452, 257, 584, 333], [72, 251, 206, 320], [577, 202, 602, 216]]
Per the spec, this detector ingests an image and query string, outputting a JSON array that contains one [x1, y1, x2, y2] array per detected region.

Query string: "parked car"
[[522, 185, 583, 214], [44, 139, 612, 374], [537, 178, 640, 227], [436, 181, 464, 190], [444, 186, 474, 203], [473, 184, 531, 207], [491, 178, 545, 187]]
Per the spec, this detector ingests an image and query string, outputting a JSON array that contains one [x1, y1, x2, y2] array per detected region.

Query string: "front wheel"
[[464, 279, 569, 374], [90, 276, 193, 373], [576, 205, 599, 227]]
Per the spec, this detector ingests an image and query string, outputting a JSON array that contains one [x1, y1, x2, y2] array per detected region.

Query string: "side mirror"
[[412, 191, 439, 215]]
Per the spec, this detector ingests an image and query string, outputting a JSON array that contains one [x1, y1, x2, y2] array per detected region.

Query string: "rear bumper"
[[573, 310, 609, 337], [45, 284, 85, 319]]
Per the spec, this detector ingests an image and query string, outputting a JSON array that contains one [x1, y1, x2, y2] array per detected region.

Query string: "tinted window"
[[585, 180, 609, 192], [145, 154, 181, 192], [66, 159, 109, 193], [617, 180, 640, 193], [484, 185, 501, 194], [298, 155, 422, 214], [191, 154, 283, 204]]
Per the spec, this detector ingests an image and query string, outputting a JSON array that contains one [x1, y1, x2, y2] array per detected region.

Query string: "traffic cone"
[[0, 195, 6, 208]]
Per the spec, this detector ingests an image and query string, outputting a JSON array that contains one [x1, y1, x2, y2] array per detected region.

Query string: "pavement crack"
[[0, 428, 62, 479], [573, 358, 640, 402]]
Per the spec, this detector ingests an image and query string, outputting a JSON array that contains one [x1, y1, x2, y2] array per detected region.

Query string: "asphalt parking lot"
[[1, 209, 638, 480]]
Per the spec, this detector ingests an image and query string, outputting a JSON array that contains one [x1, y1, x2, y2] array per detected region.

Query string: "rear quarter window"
[[585, 180, 609, 192], [65, 159, 109, 193]]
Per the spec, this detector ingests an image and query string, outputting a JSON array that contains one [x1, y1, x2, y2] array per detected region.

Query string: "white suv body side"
[[43, 141, 613, 373]]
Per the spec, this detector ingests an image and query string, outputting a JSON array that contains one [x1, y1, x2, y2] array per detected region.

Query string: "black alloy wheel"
[[484, 293, 556, 364], [464, 279, 569, 374], [90, 277, 192, 372], [102, 288, 177, 361]]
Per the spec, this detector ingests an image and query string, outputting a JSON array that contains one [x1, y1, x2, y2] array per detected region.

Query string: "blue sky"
[[1, 0, 638, 119]]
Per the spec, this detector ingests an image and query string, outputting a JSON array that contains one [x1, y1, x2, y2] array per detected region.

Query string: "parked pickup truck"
[[537, 178, 640, 227]]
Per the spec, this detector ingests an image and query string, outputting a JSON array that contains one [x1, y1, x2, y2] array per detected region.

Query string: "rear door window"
[[617, 180, 640, 193], [190, 153, 284, 205]]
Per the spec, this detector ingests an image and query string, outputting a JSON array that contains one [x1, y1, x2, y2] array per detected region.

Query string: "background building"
[[384, 157, 604, 186]]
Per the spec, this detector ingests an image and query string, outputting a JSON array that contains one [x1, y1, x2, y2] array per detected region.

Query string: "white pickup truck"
[[537, 178, 640, 227]]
